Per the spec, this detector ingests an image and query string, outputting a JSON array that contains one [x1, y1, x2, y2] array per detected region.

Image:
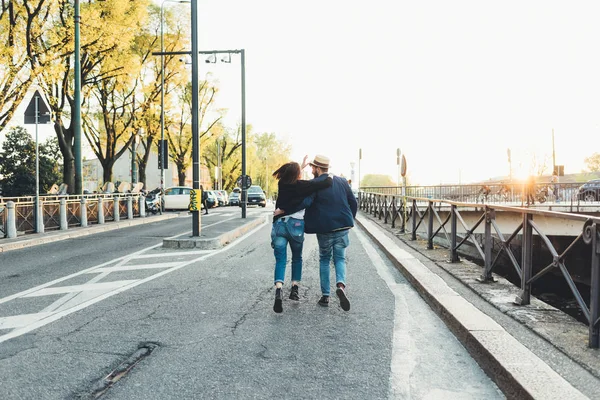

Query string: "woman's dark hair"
[[272, 162, 301, 184]]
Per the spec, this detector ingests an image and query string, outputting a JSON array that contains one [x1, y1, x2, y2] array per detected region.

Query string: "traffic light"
[[158, 140, 169, 169]]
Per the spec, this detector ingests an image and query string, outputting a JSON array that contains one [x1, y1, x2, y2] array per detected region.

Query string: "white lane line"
[[22, 280, 140, 297], [0, 214, 269, 344], [355, 228, 417, 400], [134, 250, 213, 259], [89, 262, 184, 273], [0, 313, 53, 329], [0, 217, 236, 306]]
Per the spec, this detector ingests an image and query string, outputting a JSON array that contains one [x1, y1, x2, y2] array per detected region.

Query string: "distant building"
[[83, 151, 211, 192]]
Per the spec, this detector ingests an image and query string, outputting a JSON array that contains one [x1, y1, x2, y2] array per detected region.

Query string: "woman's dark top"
[[273, 176, 333, 222]]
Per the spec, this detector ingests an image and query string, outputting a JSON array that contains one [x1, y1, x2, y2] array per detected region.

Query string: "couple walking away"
[[270, 154, 358, 313]]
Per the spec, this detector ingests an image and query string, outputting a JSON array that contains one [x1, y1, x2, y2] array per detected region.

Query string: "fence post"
[[6, 201, 17, 238], [427, 201, 434, 249], [36, 199, 45, 233], [98, 197, 105, 224], [127, 196, 133, 219], [59, 198, 68, 230], [515, 212, 533, 305], [80, 198, 88, 228], [391, 196, 396, 228], [384, 195, 389, 224], [479, 207, 495, 282], [139, 195, 146, 218], [113, 195, 120, 222], [451, 204, 459, 262], [589, 223, 600, 348], [411, 199, 417, 241]]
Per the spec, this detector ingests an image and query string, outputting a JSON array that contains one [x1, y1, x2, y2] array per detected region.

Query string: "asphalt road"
[[0, 205, 503, 399]]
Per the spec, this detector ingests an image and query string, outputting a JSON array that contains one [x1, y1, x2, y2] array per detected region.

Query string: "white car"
[[164, 186, 192, 210]]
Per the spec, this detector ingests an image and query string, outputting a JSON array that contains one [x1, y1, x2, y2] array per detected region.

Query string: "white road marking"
[[0, 214, 268, 344], [89, 261, 184, 273], [134, 250, 213, 259], [22, 280, 140, 297], [0, 313, 53, 329], [355, 228, 417, 400]]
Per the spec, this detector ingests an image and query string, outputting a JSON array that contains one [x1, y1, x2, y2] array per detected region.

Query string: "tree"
[[0, 127, 62, 196], [38, 0, 150, 191], [361, 174, 396, 187], [585, 153, 600, 172], [132, 3, 189, 187], [169, 78, 221, 186], [0, 1, 60, 131]]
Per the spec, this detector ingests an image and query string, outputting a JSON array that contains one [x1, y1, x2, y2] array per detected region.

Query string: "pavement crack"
[[230, 287, 271, 335]]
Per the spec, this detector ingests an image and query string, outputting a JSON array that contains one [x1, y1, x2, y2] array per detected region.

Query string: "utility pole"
[[552, 128, 556, 174], [74, 0, 82, 194]]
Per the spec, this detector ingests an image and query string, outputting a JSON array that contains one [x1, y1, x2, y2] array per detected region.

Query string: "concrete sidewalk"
[[0, 212, 267, 254], [356, 213, 597, 399]]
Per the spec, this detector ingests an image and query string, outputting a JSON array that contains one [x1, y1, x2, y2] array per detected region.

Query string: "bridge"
[[0, 190, 599, 399]]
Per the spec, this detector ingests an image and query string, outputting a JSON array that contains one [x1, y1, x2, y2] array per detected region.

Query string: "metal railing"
[[0, 193, 144, 238], [359, 190, 600, 348], [361, 182, 597, 211]]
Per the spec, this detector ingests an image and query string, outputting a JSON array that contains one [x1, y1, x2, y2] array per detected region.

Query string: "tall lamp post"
[[153, 45, 247, 222], [74, 0, 82, 194]]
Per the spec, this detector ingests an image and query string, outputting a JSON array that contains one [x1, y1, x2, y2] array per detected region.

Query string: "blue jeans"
[[271, 218, 305, 285], [317, 230, 349, 296]]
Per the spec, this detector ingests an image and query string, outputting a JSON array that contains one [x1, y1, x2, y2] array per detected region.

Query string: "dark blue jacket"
[[304, 174, 358, 234]]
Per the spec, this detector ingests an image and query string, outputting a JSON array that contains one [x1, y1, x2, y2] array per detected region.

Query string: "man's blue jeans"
[[271, 218, 305, 285], [317, 230, 349, 296]]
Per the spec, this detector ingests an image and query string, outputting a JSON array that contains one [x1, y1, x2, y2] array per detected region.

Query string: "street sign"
[[236, 175, 252, 189], [401, 155, 407, 177], [158, 140, 169, 169], [24, 90, 51, 124]]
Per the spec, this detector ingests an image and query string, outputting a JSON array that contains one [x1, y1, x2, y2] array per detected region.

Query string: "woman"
[[271, 156, 332, 313]]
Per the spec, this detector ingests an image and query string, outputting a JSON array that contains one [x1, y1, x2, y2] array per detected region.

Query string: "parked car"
[[217, 190, 229, 205], [243, 185, 266, 207], [213, 190, 226, 206], [206, 190, 219, 208], [577, 180, 600, 202], [163, 186, 192, 210], [229, 191, 240, 206]]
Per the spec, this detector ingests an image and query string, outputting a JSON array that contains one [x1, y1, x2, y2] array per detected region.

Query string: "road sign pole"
[[35, 96, 40, 232]]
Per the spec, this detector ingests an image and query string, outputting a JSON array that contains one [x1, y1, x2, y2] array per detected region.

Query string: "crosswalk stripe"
[[0, 313, 54, 329], [22, 280, 140, 297], [89, 262, 183, 273]]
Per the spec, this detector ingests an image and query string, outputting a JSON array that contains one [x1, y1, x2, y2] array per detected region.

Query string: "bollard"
[[139, 195, 146, 218], [80, 198, 88, 228], [113, 195, 120, 222], [59, 198, 68, 230], [127, 196, 133, 219], [36, 199, 45, 233], [98, 197, 105, 224], [6, 201, 17, 238]]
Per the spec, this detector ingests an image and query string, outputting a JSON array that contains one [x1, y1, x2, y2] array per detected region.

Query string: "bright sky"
[[192, 0, 600, 185], [11, 1, 600, 186]]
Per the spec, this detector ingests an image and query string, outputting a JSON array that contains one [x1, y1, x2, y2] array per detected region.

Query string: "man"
[[304, 155, 357, 311], [201, 185, 209, 215]]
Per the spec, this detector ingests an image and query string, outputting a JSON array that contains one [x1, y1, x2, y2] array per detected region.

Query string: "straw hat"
[[309, 154, 330, 169]]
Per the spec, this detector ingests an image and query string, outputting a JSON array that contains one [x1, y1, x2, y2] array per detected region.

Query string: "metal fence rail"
[[0, 193, 142, 238], [361, 182, 597, 212], [359, 191, 600, 348]]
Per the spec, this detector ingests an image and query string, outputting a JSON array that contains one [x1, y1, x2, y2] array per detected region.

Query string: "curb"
[[355, 214, 588, 400], [0, 213, 180, 254], [162, 217, 265, 249]]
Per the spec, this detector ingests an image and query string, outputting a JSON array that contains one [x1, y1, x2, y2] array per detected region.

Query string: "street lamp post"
[[153, 45, 247, 220], [74, 0, 82, 194]]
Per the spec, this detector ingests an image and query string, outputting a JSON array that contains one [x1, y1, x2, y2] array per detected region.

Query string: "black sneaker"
[[289, 285, 299, 301], [336, 287, 350, 311], [273, 288, 283, 313], [318, 296, 330, 307]]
